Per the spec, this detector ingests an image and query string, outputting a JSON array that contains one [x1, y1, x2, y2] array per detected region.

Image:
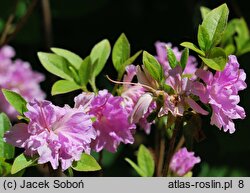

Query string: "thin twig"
[[0, 0, 39, 46], [156, 129, 165, 177], [155, 124, 160, 175], [162, 117, 182, 176], [41, 0, 53, 49], [0, 0, 19, 45], [174, 135, 185, 153]]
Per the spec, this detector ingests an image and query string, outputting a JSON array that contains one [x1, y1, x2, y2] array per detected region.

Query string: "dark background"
[[1, 0, 250, 176]]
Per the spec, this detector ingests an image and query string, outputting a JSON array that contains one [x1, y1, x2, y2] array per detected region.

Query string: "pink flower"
[[193, 55, 247, 133], [0, 45, 45, 119], [159, 66, 208, 117], [121, 65, 156, 134], [75, 90, 136, 152], [0, 45, 15, 60], [155, 41, 198, 79], [4, 100, 96, 170], [170, 147, 201, 176]]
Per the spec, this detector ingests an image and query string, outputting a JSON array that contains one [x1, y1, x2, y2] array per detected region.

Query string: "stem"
[[174, 135, 185, 153], [0, 0, 19, 45], [155, 116, 167, 177], [0, 0, 39, 46], [162, 116, 182, 176], [156, 127, 165, 177], [41, 0, 53, 49], [155, 122, 160, 175], [90, 78, 98, 93], [111, 72, 123, 95], [111, 83, 119, 95]]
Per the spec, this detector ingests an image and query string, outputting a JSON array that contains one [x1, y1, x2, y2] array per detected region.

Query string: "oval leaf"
[[198, 25, 210, 51], [38, 52, 74, 81], [180, 48, 189, 70], [90, 39, 111, 77], [143, 51, 163, 82], [11, 153, 38, 174], [112, 33, 130, 72], [200, 47, 227, 71], [118, 50, 142, 79], [51, 48, 83, 69], [180, 42, 205, 56], [167, 47, 178, 69], [0, 158, 12, 176], [51, 80, 81, 96], [79, 56, 92, 86], [71, 153, 101, 172], [137, 145, 155, 177], [2, 89, 28, 115], [201, 3, 229, 49], [200, 6, 211, 20], [0, 113, 14, 159], [125, 158, 146, 177]]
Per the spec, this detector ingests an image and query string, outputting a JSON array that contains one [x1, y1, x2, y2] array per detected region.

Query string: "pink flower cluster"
[[128, 42, 246, 134], [4, 100, 96, 170], [0, 45, 45, 119], [170, 147, 200, 176], [193, 55, 247, 133], [75, 90, 136, 152], [5, 90, 135, 170]]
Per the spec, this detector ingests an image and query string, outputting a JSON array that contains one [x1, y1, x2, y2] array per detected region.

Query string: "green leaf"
[[79, 56, 92, 86], [224, 44, 235, 55], [90, 39, 111, 77], [118, 50, 142, 79], [235, 18, 249, 49], [167, 47, 178, 69], [180, 42, 205, 56], [51, 48, 83, 69], [137, 145, 155, 177], [38, 52, 74, 81], [143, 51, 163, 82], [112, 33, 130, 72], [125, 158, 146, 177], [200, 47, 227, 71], [2, 89, 28, 115], [0, 158, 12, 176], [237, 39, 250, 55], [0, 113, 14, 159], [200, 6, 211, 20], [201, 3, 229, 49], [221, 19, 238, 46], [11, 154, 38, 174], [235, 18, 250, 55], [51, 80, 81, 95], [16, 1, 27, 19], [180, 48, 189, 70], [71, 153, 101, 172], [198, 25, 210, 51]]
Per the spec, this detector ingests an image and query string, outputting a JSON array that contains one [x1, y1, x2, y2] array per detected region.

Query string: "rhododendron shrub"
[[0, 3, 249, 177]]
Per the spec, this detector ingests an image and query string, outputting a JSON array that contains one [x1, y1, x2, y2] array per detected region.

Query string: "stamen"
[[106, 75, 158, 95]]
